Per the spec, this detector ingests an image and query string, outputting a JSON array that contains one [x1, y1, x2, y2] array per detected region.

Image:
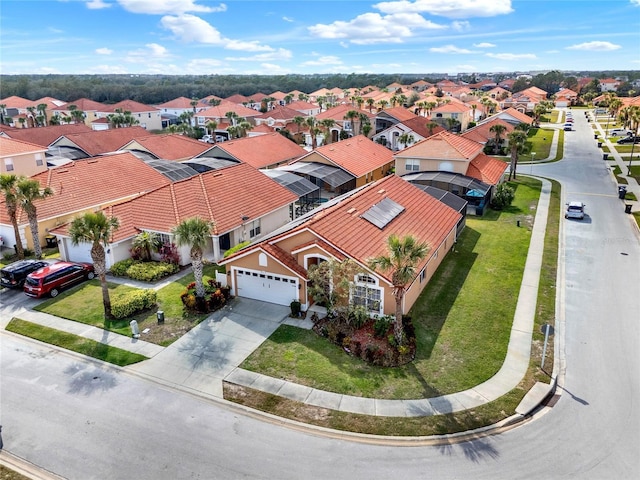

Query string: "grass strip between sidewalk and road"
[[226, 176, 561, 435], [5, 318, 148, 366]]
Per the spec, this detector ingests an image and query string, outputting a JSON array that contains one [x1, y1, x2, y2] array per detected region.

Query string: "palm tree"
[[397, 133, 415, 150], [344, 110, 358, 136], [293, 116, 305, 133], [16, 178, 53, 258], [237, 120, 252, 138], [132, 231, 161, 262], [68, 212, 119, 320], [208, 98, 221, 107], [489, 124, 507, 154], [366, 98, 375, 113], [368, 235, 429, 345], [0, 103, 6, 125], [319, 118, 335, 145], [205, 120, 218, 140], [305, 117, 320, 148], [173, 217, 213, 303], [426, 121, 439, 136], [0, 174, 25, 259], [36, 103, 48, 126], [507, 130, 528, 180], [377, 99, 389, 111]]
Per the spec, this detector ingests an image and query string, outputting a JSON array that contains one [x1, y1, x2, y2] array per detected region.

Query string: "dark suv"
[[0, 259, 49, 289]]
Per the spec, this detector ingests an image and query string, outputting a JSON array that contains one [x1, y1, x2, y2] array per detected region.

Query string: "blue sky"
[[1, 0, 639, 75]]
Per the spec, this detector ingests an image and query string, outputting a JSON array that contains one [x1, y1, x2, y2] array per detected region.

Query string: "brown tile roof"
[[122, 134, 212, 160], [431, 101, 471, 113], [287, 100, 317, 113], [315, 104, 373, 122], [0, 96, 32, 109], [52, 126, 149, 155], [156, 97, 198, 109], [255, 105, 302, 121], [225, 93, 249, 104], [101, 100, 159, 113], [398, 131, 483, 161], [33, 97, 67, 110], [0, 136, 47, 156], [196, 102, 260, 119], [56, 98, 106, 112], [467, 154, 508, 185], [261, 243, 308, 278], [0, 124, 92, 147], [0, 152, 170, 225], [461, 118, 514, 144], [295, 135, 394, 177], [495, 107, 533, 125], [212, 133, 306, 169], [380, 107, 418, 122], [399, 117, 446, 138], [97, 163, 297, 241]]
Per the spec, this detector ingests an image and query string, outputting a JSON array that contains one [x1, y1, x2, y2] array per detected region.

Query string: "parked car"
[[199, 134, 214, 144], [564, 124, 572, 131], [0, 259, 49, 289], [565, 201, 586, 220], [565, 118, 574, 123], [617, 135, 640, 144], [23, 261, 95, 298], [609, 128, 632, 137]]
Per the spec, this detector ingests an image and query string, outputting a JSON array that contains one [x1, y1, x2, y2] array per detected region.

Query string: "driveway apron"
[[127, 298, 289, 398]]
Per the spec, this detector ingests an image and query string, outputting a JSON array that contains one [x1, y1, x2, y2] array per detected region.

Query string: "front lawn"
[[241, 177, 543, 399], [34, 264, 223, 346]]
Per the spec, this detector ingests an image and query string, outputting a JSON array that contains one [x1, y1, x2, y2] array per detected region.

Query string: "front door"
[[220, 233, 231, 250]]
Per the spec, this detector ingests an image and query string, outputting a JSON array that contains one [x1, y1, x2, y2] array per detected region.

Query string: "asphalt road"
[[1, 110, 639, 479]]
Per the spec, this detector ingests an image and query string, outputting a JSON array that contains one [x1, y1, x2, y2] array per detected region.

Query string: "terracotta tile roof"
[[0, 124, 92, 147], [291, 238, 347, 262], [33, 97, 67, 109], [56, 98, 107, 112], [461, 118, 514, 144], [250, 125, 275, 134], [295, 135, 394, 177], [198, 95, 225, 107], [225, 93, 249, 104], [269, 91, 288, 100], [287, 100, 318, 113], [213, 133, 306, 169], [51, 126, 149, 155], [0, 96, 32, 109], [397, 131, 483, 161], [196, 102, 260, 119], [399, 117, 446, 138], [0, 136, 47, 156], [380, 107, 418, 122], [101, 100, 159, 113], [315, 104, 373, 122], [261, 243, 308, 278], [494, 107, 533, 125], [0, 152, 170, 225], [156, 97, 198, 109], [122, 134, 212, 160], [241, 175, 460, 283], [99, 163, 297, 241], [255, 105, 302, 121], [467, 154, 508, 185]]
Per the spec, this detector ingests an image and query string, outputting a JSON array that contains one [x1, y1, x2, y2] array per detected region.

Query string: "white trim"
[[303, 252, 329, 270]]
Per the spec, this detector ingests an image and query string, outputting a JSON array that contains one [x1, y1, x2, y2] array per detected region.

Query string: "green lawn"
[[34, 264, 222, 345], [6, 318, 147, 366], [241, 177, 543, 399]]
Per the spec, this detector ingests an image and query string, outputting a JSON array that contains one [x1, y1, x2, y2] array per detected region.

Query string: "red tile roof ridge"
[[199, 174, 217, 232], [289, 238, 348, 261], [261, 243, 308, 278]]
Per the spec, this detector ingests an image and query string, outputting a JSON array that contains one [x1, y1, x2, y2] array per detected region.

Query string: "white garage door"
[[63, 238, 93, 264], [235, 268, 298, 306]]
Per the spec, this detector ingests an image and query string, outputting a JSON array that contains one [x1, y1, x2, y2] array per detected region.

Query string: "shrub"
[[373, 314, 393, 338], [223, 241, 250, 258], [125, 261, 179, 282], [111, 289, 158, 319], [159, 243, 180, 265], [110, 259, 138, 276], [290, 300, 301, 317], [491, 183, 516, 210]]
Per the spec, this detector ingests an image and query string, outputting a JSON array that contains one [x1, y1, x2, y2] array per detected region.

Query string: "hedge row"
[[110, 259, 179, 282], [111, 289, 158, 319]]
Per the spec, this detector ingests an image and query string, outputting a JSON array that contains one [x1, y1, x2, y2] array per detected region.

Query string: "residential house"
[[0, 152, 171, 254], [53, 163, 298, 266], [97, 100, 163, 131], [120, 134, 213, 161], [194, 102, 261, 132], [430, 101, 473, 132], [375, 107, 418, 134], [372, 116, 445, 151], [51, 98, 106, 126], [599, 78, 621, 92], [484, 107, 533, 127], [461, 117, 515, 149], [155, 96, 206, 127], [219, 174, 462, 313], [314, 105, 374, 144], [0, 124, 92, 148], [277, 135, 395, 198], [0, 136, 48, 177], [0, 96, 66, 128], [254, 105, 306, 132], [48, 126, 150, 157], [287, 100, 321, 117], [554, 88, 579, 107], [500, 86, 548, 113]]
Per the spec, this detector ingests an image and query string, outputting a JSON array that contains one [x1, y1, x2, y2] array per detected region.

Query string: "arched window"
[[352, 274, 382, 313]]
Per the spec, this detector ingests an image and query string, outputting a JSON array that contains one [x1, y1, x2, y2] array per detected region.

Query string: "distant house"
[[0, 124, 92, 148], [430, 101, 473, 133], [121, 134, 213, 161], [0, 136, 48, 177], [219, 174, 462, 312], [500, 87, 548, 113], [461, 117, 515, 148], [599, 78, 621, 92], [554, 88, 579, 108], [96, 100, 163, 131], [48, 126, 150, 157], [314, 105, 374, 144], [52, 98, 106, 126], [484, 107, 533, 127], [155, 96, 206, 127]]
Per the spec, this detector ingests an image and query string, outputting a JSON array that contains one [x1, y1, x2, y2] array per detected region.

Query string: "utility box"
[[130, 320, 140, 338], [157, 310, 164, 324]]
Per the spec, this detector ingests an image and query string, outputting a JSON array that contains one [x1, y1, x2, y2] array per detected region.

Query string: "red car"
[[23, 261, 95, 298]]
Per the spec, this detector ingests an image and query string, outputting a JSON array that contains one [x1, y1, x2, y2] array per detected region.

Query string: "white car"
[[565, 201, 586, 219], [609, 128, 632, 137]]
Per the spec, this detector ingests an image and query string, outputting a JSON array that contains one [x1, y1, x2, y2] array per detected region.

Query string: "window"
[[5, 158, 14, 171], [249, 220, 261, 238], [352, 274, 382, 313], [35, 153, 43, 166], [405, 159, 420, 172], [343, 120, 352, 131], [420, 269, 426, 283]]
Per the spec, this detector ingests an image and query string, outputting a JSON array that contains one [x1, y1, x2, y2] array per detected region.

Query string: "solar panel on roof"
[[277, 162, 354, 188], [144, 159, 198, 181], [361, 197, 405, 229]]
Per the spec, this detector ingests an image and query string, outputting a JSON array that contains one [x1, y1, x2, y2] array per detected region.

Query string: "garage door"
[[235, 268, 298, 306], [63, 238, 93, 264]]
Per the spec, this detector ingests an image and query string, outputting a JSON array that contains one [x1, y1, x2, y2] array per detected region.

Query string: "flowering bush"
[[180, 280, 231, 313]]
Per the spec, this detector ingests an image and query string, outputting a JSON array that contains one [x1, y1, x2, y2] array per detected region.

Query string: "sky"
[[1, 0, 639, 76]]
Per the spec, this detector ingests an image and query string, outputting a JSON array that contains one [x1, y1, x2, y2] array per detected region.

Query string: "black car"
[[0, 259, 49, 289], [617, 135, 640, 144]]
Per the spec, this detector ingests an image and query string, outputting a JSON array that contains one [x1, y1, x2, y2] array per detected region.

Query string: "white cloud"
[[300, 55, 343, 66], [451, 20, 470, 31], [161, 14, 224, 43], [474, 42, 495, 48], [430, 44, 474, 54], [95, 47, 113, 55], [224, 40, 274, 52], [125, 43, 171, 63], [566, 41, 621, 51], [117, 0, 225, 15], [374, 0, 514, 19], [86, 0, 111, 9], [259, 63, 290, 74], [308, 12, 445, 45], [632, 0, 640, 6], [186, 58, 223, 70], [282, 16, 294, 23], [486, 52, 536, 60]]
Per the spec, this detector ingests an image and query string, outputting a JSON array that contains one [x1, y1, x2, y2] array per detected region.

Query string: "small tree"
[[490, 183, 515, 210], [173, 217, 213, 303], [307, 259, 364, 318], [507, 130, 529, 180], [131, 231, 162, 261]]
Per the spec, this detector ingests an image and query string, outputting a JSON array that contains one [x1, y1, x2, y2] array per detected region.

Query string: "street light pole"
[[531, 152, 536, 174]]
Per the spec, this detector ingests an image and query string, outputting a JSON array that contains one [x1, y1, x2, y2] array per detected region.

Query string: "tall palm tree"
[[293, 116, 305, 133], [426, 121, 439, 136], [205, 120, 218, 140], [489, 124, 507, 154], [0, 174, 25, 259], [16, 178, 53, 259], [368, 235, 429, 345], [366, 98, 375, 113], [0, 103, 6, 125], [132, 231, 161, 261], [319, 118, 335, 145], [172, 217, 213, 301], [343, 110, 358, 136], [36, 103, 48, 126], [507, 130, 529, 180], [68, 212, 119, 320], [397, 133, 415, 150], [305, 116, 320, 148]]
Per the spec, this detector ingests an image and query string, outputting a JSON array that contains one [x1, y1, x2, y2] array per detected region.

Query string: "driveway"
[[127, 297, 289, 398]]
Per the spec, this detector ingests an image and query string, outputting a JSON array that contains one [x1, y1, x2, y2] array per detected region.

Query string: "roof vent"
[[346, 207, 356, 214], [377, 189, 386, 194]]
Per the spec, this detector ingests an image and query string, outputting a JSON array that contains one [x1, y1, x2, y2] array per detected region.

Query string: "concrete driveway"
[[127, 297, 290, 398]]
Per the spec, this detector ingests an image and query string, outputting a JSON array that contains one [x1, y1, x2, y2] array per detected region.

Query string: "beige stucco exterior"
[[0, 149, 48, 177], [300, 151, 394, 189], [394, 156, 470, 177]]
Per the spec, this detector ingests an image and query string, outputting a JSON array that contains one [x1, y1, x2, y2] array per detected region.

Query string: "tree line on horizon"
[[0, 70, 638, 105]]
